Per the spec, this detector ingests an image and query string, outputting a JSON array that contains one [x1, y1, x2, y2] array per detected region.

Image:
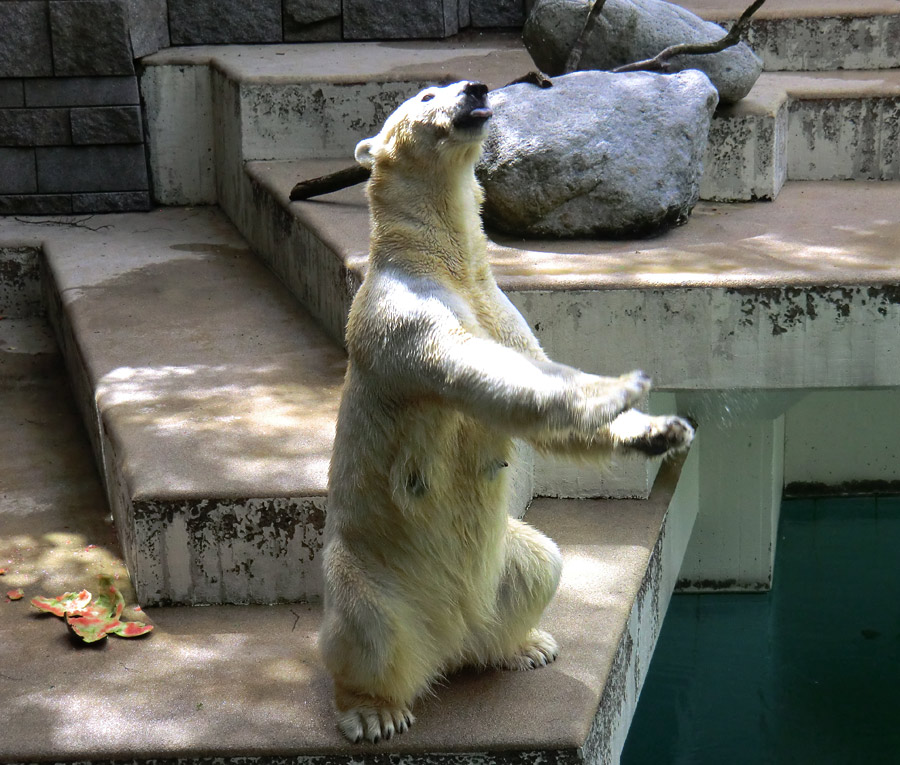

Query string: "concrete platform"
[[0, 357, 698, 764], [243, 159, 900, 388], [0, 209, 346, 606]]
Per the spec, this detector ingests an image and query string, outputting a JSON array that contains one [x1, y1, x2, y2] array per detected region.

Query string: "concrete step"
[[0, 208, 683, 607], [0, 376, 133, 603], [681, 0, 900, 72], [1, 243, 42, 318], [141, 40, 900, 209], [243, 161, 900, 393], [0, 325, 700, 764], [0, 209, 346, 607], [1, 243, 58, 378], [704, 69, 900, 201], [0, 317, 59, 379], [0, 433, 698, 765]]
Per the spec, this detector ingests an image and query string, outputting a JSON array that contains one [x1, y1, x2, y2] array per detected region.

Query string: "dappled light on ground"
[[96, 363, 337, 497], [487, 185, 900, 290], [0, 380, 132, 601]]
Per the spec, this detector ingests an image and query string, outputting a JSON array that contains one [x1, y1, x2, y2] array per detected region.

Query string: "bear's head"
[[355, 81, 493, 172]]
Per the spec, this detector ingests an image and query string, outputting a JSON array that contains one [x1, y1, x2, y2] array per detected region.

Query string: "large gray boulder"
[[477, 69, 718, 238], [524, 0, 763, 103]]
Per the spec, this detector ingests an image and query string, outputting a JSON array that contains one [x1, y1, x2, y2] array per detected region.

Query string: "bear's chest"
[[441, 282, 509, 345]]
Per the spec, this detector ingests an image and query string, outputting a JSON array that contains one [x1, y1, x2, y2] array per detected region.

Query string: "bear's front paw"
[[496, 629, 559, 671], [610, 411, 694, 456], [578, 370, 651, 427], [338, 704, 416, 744]]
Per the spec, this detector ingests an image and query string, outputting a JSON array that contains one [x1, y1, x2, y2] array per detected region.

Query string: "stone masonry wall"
[[168, 0, 535, 43], [1, 1, 523, 215], [0, 1, 170, 215]]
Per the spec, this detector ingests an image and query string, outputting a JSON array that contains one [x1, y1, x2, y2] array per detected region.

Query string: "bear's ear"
[[354, 137, 377, 169]]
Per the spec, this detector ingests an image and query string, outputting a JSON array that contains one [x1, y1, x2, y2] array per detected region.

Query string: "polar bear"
[[320, 80, 693, 744]]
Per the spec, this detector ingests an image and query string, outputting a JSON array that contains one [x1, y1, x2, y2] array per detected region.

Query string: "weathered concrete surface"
[[0, 210, 346, 606], [140, 35, 532, 204], [701, 78, 788, 201], [253, 159, 900, 380], [680, 0, 900, 71], [0, 377, 134, 606], [141, 41, 900, 209], [0, 444, 694, 765], [0, 317, 59, 379], [0, 244, 42, 317], [772, 70, 900, 181], [784, 389, 900, 494], [675, 415, 785, 592]]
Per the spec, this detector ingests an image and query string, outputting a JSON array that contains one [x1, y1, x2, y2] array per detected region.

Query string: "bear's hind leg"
[[321, 541, 428, 743], [464, 517, 563, 671]]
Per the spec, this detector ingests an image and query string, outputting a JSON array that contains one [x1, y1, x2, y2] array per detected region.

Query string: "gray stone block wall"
[[0, 1, 163, 215], [0, 1, 522, 215], [169, 0, 283, 44], [166, 0, 524, 43]]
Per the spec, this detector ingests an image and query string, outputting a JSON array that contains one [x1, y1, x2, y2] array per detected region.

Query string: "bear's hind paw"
[[338, 704, 416, 744], [497, 629, 559, 671]]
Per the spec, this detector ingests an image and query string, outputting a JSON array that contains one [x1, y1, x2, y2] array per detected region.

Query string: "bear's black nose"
[[462, 82, 488, 99]]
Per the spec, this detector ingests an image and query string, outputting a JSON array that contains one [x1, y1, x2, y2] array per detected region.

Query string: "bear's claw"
[[498, 629, 559, 671], [338, 705, 416, 744]]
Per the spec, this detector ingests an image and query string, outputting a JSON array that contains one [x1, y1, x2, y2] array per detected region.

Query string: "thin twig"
[[13, 216, 111, 232], [564, 0, 609, 74], [613, 0, 766, 73]]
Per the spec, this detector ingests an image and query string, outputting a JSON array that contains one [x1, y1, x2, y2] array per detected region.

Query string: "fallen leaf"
[[0, 568, 7, 575], [65, 576, 153, 643], [31, 589, 92, 617], [7, 588, 24, 601]]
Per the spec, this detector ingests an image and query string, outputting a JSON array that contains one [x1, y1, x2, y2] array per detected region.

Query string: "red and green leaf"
[[32, 577, 153, 643], [6, 588, 24, 601], [31, 589, 92, 617]]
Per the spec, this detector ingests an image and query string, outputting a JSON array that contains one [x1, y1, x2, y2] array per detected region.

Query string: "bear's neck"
[[366, 162, 491, 283]]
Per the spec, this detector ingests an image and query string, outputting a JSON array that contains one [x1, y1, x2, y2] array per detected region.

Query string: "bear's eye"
[[421, 93, 434, 102]]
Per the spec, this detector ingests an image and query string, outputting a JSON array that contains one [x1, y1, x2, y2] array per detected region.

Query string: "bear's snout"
[[452, 82, 492, 131], [462, 82, 488, 99]]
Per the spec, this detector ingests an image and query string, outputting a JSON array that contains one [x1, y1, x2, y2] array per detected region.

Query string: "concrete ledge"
[[0, 317, 59, 380], [1, 209, 346, 606], [700, 79, 787, 201], [243, 160, 900, 391], [680, 0, 900, 71], [142, 42, 900, 208], [0, 448, 697, 765]]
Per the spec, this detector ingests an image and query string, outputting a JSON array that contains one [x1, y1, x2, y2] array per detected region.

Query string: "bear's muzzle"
[[452, 81, 493, 131]]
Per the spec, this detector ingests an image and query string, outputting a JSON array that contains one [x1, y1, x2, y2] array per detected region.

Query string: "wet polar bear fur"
[[320, 81, 694, 744]]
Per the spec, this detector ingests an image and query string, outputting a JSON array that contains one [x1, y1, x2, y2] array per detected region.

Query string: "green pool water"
[[623, 496, 900, 765]]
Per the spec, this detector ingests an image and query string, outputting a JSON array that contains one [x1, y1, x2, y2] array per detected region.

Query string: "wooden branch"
[[503, 70, 554, 89], [289, 164, 371, 201], [564, 0, 609, 74], [612, 0, 766, 74]]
